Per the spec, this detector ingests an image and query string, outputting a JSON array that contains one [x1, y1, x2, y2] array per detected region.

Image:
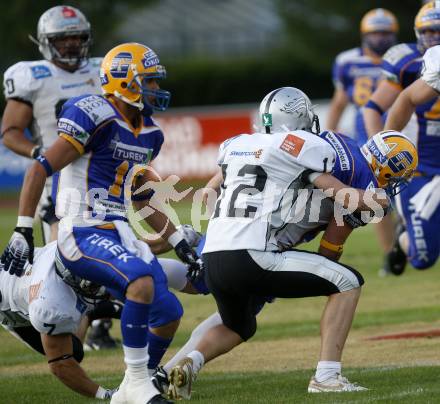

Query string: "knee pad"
[[72, 334, 84, 363]]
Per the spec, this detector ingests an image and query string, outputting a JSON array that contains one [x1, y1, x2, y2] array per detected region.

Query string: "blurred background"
[[0, 0, 423, 187]]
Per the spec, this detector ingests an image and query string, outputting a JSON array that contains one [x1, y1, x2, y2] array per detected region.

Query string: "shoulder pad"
[[3, 61, 45, 100], [383, 43, 418, 66], [89, 57, 103, 68], [71, 94, 116, 126], [335, 47, 361, 66]]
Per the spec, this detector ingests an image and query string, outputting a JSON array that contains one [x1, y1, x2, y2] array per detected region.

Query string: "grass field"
[[1, 199, 440, 403]]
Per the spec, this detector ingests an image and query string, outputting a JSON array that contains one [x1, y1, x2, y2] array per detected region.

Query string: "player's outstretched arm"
[[385, 79, 438, 131], [312, 173, 389, 212], [0, 99, 36, 158], [363, 81, 401, 138], [42, 333, 115, 399]]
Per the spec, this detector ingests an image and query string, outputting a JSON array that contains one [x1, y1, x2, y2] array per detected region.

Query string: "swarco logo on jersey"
[[230, 149, 263, 159], [142, 50, 160, 68], [110, 52, 133, 78], [113, 142, 153, 164]]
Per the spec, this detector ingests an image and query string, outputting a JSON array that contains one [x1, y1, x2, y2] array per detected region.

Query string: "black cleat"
[[383, 225, 407, 276], [151, 366, 170, 395], [84, 319, 118, 351]]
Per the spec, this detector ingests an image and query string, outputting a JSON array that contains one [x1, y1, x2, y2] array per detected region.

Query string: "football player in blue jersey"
[[0, 42, 203, 404], [364, 1, 440, 275], [327, 8, 399, 144]]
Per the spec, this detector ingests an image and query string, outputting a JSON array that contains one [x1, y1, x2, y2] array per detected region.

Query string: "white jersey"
[[0, 242, 91, 334], [203, 131, 336, 252], [421, 45, 440, 93], [3, 58, 102, 148]]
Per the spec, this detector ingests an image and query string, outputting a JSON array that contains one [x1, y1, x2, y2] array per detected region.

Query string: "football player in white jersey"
[[1, 5, 101, 243], [165, 87, 416, 398], [2, 6, 122, 350], [0, 239, 197, 401], [0, 242, 116, 400]]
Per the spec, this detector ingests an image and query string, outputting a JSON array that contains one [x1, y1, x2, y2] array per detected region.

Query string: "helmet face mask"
[[415, 1, 440, 51], [361, 131, 418, 196], [259, 87, 320, 135], [100, 43, 171, 113], [31, 6, 92, 68]]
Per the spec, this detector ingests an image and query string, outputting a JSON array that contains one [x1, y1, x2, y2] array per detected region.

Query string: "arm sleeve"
[[332, 57, 344, 89]]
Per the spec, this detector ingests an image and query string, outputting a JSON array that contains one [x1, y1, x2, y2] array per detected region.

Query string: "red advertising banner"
[[153, 106, 256, 179]]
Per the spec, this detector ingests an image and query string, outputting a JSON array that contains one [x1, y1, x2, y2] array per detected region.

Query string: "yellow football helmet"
[[100, 42, 170, 112], [360, 9, 399, 56], [360, 8, 399, 34], [415, 1, 440, 50], [361, 131, 418, 195]]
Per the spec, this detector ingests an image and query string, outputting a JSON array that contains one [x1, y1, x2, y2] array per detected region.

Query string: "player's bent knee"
[[148, 290, 184, 328], [126, 275, 154, 303]]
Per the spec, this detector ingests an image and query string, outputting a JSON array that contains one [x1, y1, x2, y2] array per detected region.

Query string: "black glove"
[[343, 211, 368, 229], [174, 239, 204, 283], [0, 227, 34, 276], [344, 204, 391, 229], [39, 196, 58, 225]]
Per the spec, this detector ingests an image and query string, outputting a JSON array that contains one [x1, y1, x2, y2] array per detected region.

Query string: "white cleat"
[[168, 357, 197, 400], [111, 371, 170, 404], [308, 374, 368, 393]]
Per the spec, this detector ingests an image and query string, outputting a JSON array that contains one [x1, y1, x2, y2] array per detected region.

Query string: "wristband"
[[168, 230, 184, 247], [95, 386, 107, 399], [17, 216, 34, 228], [35, 155, 53, 177], [320, 238, 344, 253]]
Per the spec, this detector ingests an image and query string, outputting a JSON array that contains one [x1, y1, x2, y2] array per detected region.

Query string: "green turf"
[[1, 198, 440, 403]]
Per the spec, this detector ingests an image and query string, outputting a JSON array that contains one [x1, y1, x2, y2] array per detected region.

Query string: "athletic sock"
[[187, 350, 205, 374], [164, 312, 222, 374], [147, 330, 173, 371], [315, 361, 341, 383]]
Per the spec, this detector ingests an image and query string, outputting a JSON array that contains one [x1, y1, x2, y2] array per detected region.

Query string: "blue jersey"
[[382, 43, 440, 175], [55, 94, 164, 223], [332, 47, 383, 143], [319, 130, 377, 190]]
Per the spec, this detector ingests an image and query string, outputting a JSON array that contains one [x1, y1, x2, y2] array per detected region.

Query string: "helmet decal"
[[262, 113, 272, 127], [110, 52, 133, 78], [142, 49, 160, 68], [388, 151, 415, 174], [61, 6, 77, 18]]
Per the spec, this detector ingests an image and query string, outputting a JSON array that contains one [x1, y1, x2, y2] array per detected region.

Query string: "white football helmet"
[[259, 87, 320, 134], [30, 5, 91, 66]]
